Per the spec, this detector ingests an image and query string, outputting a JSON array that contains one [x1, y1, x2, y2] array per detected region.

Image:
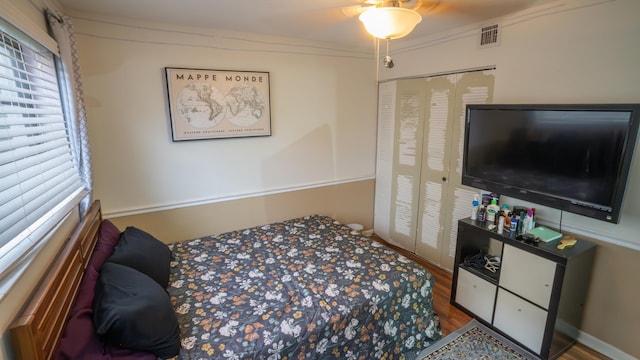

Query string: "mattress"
[[168, 215, 441, 359]]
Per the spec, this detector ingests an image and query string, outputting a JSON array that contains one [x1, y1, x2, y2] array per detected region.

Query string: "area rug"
[[415, 319, 539, 360]]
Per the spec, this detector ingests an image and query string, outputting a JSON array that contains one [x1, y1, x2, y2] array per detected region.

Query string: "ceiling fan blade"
[[341, 4, 368, 17], [357, 0, 441, 15], [400, 0, 441, 14]]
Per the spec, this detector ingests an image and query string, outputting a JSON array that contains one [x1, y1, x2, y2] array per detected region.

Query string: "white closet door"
[[374, 70, 494, 263], [374, 78, 427, 251], [386, 78, 427, 251], [415, 74, 457, 264], [373, 80, 397, 241], [416, 70, 495, 269]]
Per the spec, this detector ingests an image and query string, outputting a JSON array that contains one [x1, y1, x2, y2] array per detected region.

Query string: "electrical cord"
[[559, 210, 563, 233]]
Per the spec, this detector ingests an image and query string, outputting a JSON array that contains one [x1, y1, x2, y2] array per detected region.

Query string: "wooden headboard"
[[10, 200, 102, 360]]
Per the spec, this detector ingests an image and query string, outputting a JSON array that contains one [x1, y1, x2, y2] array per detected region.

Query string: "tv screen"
[[462, 104, 640, 223]]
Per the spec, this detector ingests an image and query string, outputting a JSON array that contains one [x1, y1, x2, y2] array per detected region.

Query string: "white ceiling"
[[56, 0, 555, 50]]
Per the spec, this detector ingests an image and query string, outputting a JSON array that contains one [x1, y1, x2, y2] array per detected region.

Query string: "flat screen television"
[[462, 104, 640, 223]]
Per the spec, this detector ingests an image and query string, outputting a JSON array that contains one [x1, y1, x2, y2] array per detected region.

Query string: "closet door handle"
[[442, 177, 447, 182]]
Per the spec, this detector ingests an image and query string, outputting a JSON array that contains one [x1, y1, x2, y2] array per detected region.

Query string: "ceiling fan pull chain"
[[384, 38, 394, 68]]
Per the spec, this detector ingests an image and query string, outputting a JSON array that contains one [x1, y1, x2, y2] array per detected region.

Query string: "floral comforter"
[[167, 215, 441, 360]]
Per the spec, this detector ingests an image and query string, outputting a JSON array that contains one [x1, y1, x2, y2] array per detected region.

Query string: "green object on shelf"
[[528, 226, 562, 242]]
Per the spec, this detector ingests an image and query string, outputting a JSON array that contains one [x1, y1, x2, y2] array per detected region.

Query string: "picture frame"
[[165, 67, 271, 141]]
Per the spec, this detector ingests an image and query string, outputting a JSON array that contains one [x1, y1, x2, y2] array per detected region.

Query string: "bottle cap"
[[472, 200, 478, 206], [491, 199, 497, 205]]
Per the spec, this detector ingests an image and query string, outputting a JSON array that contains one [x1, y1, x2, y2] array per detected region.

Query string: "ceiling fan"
[[342, 0, 440, 69], [345, 0, 441, 39]]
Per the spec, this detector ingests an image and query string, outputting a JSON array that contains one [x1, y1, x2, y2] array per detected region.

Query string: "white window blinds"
[[0, 26, 85, 280]]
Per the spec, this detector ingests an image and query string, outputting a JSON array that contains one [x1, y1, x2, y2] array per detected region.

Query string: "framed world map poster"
[[165, 68, 271, 141]]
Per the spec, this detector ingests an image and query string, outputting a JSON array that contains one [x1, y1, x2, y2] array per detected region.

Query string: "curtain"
[[45, 10, 93, 214]]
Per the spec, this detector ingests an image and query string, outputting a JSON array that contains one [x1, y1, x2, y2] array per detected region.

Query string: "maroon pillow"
[[54, 220, 157, 360], [89, 219, 121, 272]]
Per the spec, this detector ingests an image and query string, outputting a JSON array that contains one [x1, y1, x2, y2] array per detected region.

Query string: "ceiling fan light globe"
[[359, 7, 422, 39]]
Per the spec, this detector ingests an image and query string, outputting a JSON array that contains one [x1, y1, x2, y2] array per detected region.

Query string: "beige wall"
[[380, 0, 640, 358], [70, 12, 378, 219], [578, 233, 640, 359], [108, 180, 375, 243]]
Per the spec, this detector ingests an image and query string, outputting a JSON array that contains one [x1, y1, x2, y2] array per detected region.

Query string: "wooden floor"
[[371, 235, 609, 360]]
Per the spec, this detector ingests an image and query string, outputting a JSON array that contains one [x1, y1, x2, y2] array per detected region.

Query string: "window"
[[0, 25, 85, 281]]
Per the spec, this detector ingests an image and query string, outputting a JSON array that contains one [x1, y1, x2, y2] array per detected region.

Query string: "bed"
[[10, 201, 442, 360]]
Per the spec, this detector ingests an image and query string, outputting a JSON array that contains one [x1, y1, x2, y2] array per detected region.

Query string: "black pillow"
[[107, 226, 171, 288], [93, 262, 180, 358]]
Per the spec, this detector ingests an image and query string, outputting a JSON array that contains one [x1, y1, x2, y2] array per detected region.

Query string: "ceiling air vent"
[[479, 24, 500, 47]]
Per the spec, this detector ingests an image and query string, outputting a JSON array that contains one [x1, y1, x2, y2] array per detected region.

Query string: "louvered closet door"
[[374, 78, 427, 252], [373, 81, 397, 242], [415, 70, 495, 269], [388, 78, 428, 251]]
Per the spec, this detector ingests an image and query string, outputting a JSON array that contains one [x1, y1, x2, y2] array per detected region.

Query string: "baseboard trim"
[[577, 330, 635, 360]]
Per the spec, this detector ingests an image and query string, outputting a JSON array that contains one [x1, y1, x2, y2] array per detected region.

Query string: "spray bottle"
[[470, 194, 480, 220]]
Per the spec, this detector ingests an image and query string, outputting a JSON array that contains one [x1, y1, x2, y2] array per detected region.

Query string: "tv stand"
[[451, 218, 596, 359]]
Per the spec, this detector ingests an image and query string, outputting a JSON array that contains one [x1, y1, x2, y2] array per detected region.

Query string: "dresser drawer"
[[499, 244, 556, 309], [494, 288, 547, 353], [455, 267, 496, 322]]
